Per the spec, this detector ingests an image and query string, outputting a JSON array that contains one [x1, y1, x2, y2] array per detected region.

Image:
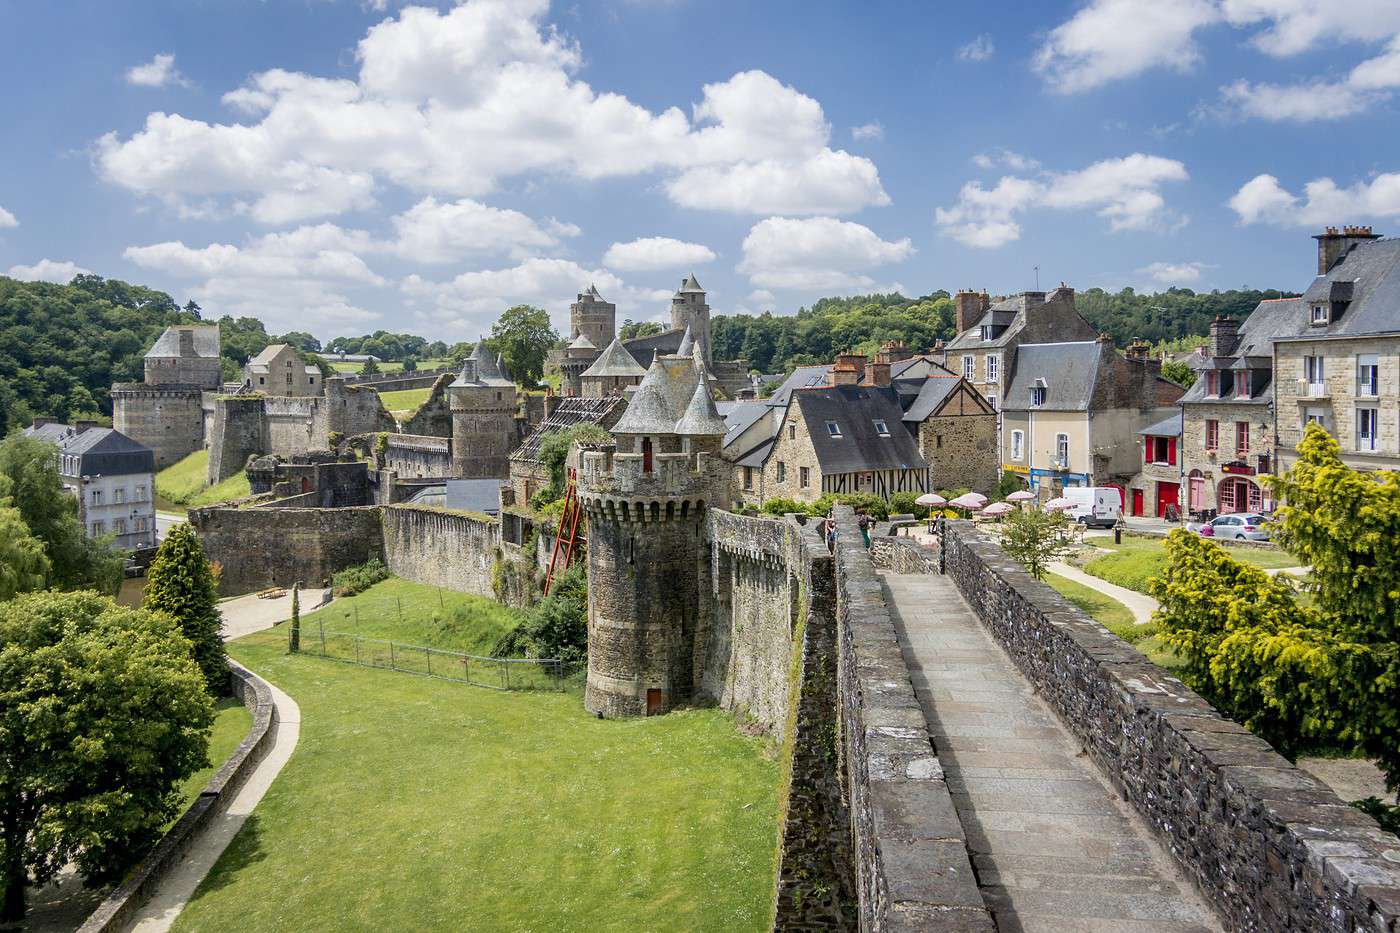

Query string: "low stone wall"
[[941, 521, 1400, 933], [190, 505, 382, 595], [77, 661, 279, 933], [869, 536, 938, 575], [832, 508, 994, 932], [380, 504, 497, 598]]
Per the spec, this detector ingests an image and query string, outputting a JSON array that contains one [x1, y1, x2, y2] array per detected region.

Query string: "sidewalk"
[[1047, 560, 1159, 626]]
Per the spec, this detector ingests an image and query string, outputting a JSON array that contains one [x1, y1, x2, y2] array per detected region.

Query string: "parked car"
[[1062, 486, 1122, 529], [1200, 513, 1271, 541]]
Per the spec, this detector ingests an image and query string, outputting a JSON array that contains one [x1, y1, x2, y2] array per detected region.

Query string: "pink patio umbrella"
[[915, 492, 947, 507], [949, 492, 987, 510], [1044, 496, 1075, 511], [1005, 490, 1035, 503], [981, 501, 1014, 517]]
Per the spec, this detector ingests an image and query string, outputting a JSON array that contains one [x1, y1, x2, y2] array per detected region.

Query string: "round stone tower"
[[578, 354, 729, 717], [448, 342, 517, 478], [570, 284, 616, 349], [669, 273, 711, 366]]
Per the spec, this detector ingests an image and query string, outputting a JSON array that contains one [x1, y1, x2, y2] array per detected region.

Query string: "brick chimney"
[[1125, 339, 1150, 361], [1209, 316, 1241, 357], [865, 361, 891, 387], [875, 339, 913, 365], [1047, 282, 1076, 304], [74, 420, 98, 433], [1314, 225, 1381, 274], [954, 289, 990, 334], [833, 352, 866, 382], [829, 358, 860, 386], [1096, 332, 1114, 345]]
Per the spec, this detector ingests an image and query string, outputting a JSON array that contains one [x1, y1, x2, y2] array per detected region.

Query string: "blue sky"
[[2, 0, 1399, 342]]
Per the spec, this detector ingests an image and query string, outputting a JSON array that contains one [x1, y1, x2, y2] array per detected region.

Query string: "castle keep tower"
[[670, 274, 712, 366], [448, 342, 518, 478], [112, 324, 223, 469], [578, 351, 729, 717], [570, 284, 616, 348]]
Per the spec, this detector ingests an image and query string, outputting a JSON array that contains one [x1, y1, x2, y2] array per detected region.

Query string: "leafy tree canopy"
[[999, 507, 1076, 580], [144, 523, 227, 692], [490, 305, 558, 387], [0, 591, 214, 920]]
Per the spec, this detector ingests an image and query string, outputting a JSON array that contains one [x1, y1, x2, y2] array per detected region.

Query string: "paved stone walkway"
[[1046, 560, 1159, 626], [881, 571, 1221, 933]]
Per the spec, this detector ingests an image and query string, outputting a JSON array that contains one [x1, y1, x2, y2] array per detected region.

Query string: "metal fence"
[[296, 625, 567, 691]]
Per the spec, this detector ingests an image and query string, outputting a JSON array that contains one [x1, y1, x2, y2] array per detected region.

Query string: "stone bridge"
[[798, 507, 1400, 933]]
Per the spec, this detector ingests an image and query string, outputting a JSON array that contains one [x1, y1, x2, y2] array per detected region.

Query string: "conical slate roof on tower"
[[675, 324, 695, 358], [581, 336, 646, 378], [674, 369, 727, 436], [451, 341, 513, 387], [676, 273, 704, 295], [612, 355, 701, 435]]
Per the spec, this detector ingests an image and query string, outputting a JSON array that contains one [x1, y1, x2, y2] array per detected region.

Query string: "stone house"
[[113, 324, 223, 469], [25, 420, 157, 550], [1001, 337, 1184, 498], [243, 343, 322, 397], [938, 285, 1099, 414], [449, 343, 519, 479], [507, 395, 625, 507], [1178, 305, 1305, 517], [580, 336, 647, 397], [898, 373, 998, 493], [1127, 413, 1182, 519], [1273, 227, 1400, 475]]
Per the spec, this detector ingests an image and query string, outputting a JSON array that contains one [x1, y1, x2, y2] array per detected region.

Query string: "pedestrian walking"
[[823, 514, 836, 554], [857, 511, 871, 549]]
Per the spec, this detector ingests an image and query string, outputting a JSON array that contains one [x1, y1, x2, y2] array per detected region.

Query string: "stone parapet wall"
[[111, 383, 206, 469], [333, 368, 453, 389], [380, 504, 497, 598], [941, 521, 1400, 933], [190, 505, 382, 595], [832, 507, 994, 932], [869, 537, 938, 575]]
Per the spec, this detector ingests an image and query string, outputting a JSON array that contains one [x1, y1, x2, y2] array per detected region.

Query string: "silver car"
[[1205, 513, 1271, 541]]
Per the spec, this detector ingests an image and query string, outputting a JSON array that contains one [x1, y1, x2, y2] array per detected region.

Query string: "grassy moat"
[[173, 583, 783, 932]]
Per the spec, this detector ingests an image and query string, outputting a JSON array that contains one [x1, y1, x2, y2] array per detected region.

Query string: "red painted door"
[[1156, 482, 1179, 518], [1131, 488, 1144, 517]]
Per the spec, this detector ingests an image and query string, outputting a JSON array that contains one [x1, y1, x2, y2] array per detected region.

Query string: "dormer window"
[[873, 419, 890, 437], [1030, 384, 1047, 407], [1311, 304, 1329, 325], [1205, 371, 1219, 397], [980, 326, 991, 341], [825, 420, 842, 438], [1234, 370, 1250, 399]]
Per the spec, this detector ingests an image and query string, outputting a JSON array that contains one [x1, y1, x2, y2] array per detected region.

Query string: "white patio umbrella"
[[915, 492, 947, 506], [981, 501, 1014, 516], [1005, 490, 1035, 502], [1044, 496, 1074, 511], [949, 492, 987, 510]]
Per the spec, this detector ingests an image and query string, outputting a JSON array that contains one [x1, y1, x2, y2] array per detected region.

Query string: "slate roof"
[[675, 325, 695, 357], [511, 396, 624, 464], [568, 334, 597, 351], [24, 423, 155, 476], [677, 273, 704, 294], [406, 479, 502, 515], [622, 328, 686, 367], [1138, 413, 1183, 437], [733, 438, 774, 468], [792, 385, 926, 475], [612, 356, 704, 434], [450, 342, 514, 387], [145, 325, 220, 359], [580, 337, 646, 378], [946, 293, 1042, 350], [1001, 341, 1104, 412], [901, 375, 963, 422], [1181, 297, 1309, 404], [765, 365, 834, 407], [1284, 238, 1400, 339], [722, 400, 770, 447], [675, 374, 728, 435]]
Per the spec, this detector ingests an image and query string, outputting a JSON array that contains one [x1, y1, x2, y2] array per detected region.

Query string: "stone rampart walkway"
[[880, 570, 1220, 933]]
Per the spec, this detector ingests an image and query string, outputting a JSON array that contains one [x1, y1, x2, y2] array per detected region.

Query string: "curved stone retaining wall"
[[940, 521, 1400, 933], [77, 661, 279, 933], [869, 536, 939, 575]]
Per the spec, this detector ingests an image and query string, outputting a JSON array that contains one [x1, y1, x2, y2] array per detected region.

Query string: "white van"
[[1062, 486, 1121, 528]]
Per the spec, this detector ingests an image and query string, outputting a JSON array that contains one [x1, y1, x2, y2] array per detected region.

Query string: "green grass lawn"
[[169, 697, 254, 827], [1044, 572, 1135, 630], [172, 630, 782, 932], [328, 359, 452, 374], [1081, 533, 1302, 594], [301, 577, 522, 656], [156, 449, 253, 508], [375, 385, 432, 414]]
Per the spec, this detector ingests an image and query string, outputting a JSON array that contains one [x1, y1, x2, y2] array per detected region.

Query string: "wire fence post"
[[355, 634, 361, 665], [389, 640, 396, 671], [426, 647, 432, 677], [504, 660, 510, 691], [353, 602, 360, 630], [319, 617, 326, 656], [396, 596, 403, 627]]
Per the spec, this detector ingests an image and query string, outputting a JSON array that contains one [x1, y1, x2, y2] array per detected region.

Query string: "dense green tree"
[[998, 507, 1076, 580], [0, 477, 48, 600], [618, 319, 664, 340], [276, 330, 321, 353], [1074, 287, 1295, 345], [0, 434, 122, 592], [0, 591, 214, 920], [143, 523, 226, 693], [400, 355, 417, 372], [360, 358, 381, 375], [1160, 359, 1197, 388], [490, 305, 558, 387]]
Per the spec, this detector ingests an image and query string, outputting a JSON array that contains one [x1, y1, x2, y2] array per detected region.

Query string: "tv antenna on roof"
[[1033, 265, 1040, 291]]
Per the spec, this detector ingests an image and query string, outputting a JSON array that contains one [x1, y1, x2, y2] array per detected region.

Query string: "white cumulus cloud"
[[1228, 172, 1400, 226], [602, 237, 716, 272], [5, 259, 91, 283], [0, 205, 16, 229], [936, 153, 1189, 248], [737, 217, 913, 291], [125, 53, 190, 89], [389, 197, 578, 263], [96, 2, 887, 222], [851, 121, 884, 142], [1138, 261, 1208, 285], [957, 35, 995, 62], [1035, 0, 1218, 93]]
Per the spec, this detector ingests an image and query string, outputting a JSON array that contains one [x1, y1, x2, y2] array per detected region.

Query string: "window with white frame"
[[1304, 407, 1329, 431], [962, 356, 974, 379], [825, 421, 842, 438], [1305, 355, 1325, 395], [1357, 354, 1379, 397], [135, 484, 146, 501], [114, 487, 125, 504], [985, 395, 997, 411], [1011, 430, 1024, 460], [986, 354, 999, 382], [90, 489, 102, 505], [114, 518, 126, 535], [1055, 433, 1069, 465], [873, 419, 890, 437], [1030, 385, 1046, 407], [1311, 303, 1329, 325], [1357, 407, 1379, 451]]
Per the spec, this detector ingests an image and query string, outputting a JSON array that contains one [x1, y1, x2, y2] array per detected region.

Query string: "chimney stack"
[[1096, 332, 1114, 345], [1209, 315, 1241, 357], [954, 289, 991, 334], [1125, 339, 1150, 362], [178, 328, 195, 357], [1314, 225, 1381, 275], [30, 417, 55, 429], [865, 360, 891, 387], [829, 358, 861, 386], [876, 339, 913, 365]]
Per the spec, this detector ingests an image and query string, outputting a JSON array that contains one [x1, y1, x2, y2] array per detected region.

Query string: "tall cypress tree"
[[144, 524, 226, 693]]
